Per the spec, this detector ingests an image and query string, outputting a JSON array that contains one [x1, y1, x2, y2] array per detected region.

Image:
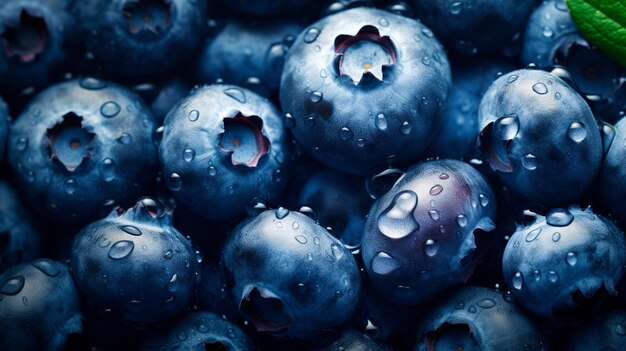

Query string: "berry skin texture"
[[221, 208, 361, 342], [0, 259, 83, 351], [413, 286, 548, 350], [0, 180, 41, 272], [361, 159, 497, 306], [414, 0, 536, 57], [601, 117, 626, 221], [141, 311, 255, 351], [70, 198, 200, 323], [502, 207, 626, 322], [159, 84, 289, 221], [8, 78, 158, 225], [0, 0, 75, 94], [478, 68, 602, 209], [280, 7, 451, 176], [73, 0, 208, 78], [0, 96, 7, 161]]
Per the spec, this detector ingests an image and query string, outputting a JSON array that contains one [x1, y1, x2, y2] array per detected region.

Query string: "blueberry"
[[0, 180, 41, 272], [0, 259, 83, 351], [141, 311, 255, 351], [70, 197, 200, 323], [426, 59, 516, 159], [502, 207, 626, 322], [478, 68, 602, 209], [413, 0, 536, 56], [521, 0, 621, 98], [221, 208, 361, 341], [159, 84, 289, 220], [564, 309, 626, 350], [280, 7, 450, 175], [314, 328, 391, 351], [600, 117, 626, 222], [195, 19, 304, 92], [217, 0, 310, 17], [7, 78, 158, 225], [0, 96, 7, 161], [0, 0, 75, 94], [74, 0, 208, 78], [413, 286, 548, 350], [298, 168, 372, 248], [361, 159, 497, 306]]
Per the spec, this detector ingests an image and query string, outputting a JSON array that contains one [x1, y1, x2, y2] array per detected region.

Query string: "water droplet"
[[283, 113, 295, 128], [64, 179, 77, 194], [423, 239, 439, 257], [163, 250, 173, 259], [421, 56, 431, 66], [167, 274, 179, 292], [339, 127, 353, 141], [548, 271, 558, 283], [120, 225, 142, 236], [295, 235, 307, 244], [208, 165, 217, 176], [507, 74, 519, 83], [468, 305, 477, 313], [320, 69, 328, 78], [566, 252, 577, 266], [275, 207, 289, 219], [400, 121, 412, 135], [31, 259, 60, 277], [567, 121, 587, 142], [108, 240, 134, 259], [552, 232, 561, 242], [99, 158, 117, 181], [494, 115, 520, 140], [477, 298, 496, 309], [479, 194, 489, 207], [371, 252, 400, 275], [80, 77, 107, 90], [223, 88, 246, 103], [379, 18, 389, 26], [167, 173, 182, 191], [532, 82, 548, 95], [429, 184, 443, 196], [377, 190, 419, 239], [512, 272, 524, 289], [183, 148, 195, 162], [16, 137, 28, 151], [546, 208, 574, 227], [428, 210, 440, 221], [439, 173, 449, 180], [309, 91, 323, 103], [421, 28, 434, 38], [188, 110, 200, 122], [356, 138, 365, 147], [526, 228, 542, 242], [554, 92, 562, 100], [303, 27, 321, 43], [614, 323, 626, 336], [0, 275, 25, 295], [522, 154, 537, 170], [118, 133, 132, 144], [306, 115, 316, 128], [542, 26, 554, 38], [100, 101, 121, 118], [456, 215, 468, 227], [450, 1, 462, 14], [375, 113, 388, 131]]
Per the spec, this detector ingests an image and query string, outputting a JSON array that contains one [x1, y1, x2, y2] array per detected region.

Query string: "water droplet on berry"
[[429, 184, 443, 196], [548, 271, 558, 282], [108, 240, 134, 259], [283, 113, 295, 128], [120, 225, 142, 236], [542, 26, 554, 38], [188, 110, 199, 122], [16, 137, 28, 151], [64, 179, 77, 194], [100, 101, 121, 118], [31, 259, 60, 277], [275, 207, 289, 219], [532, 82, 548, 95], [522, 154, 537, 170], [378, 18, 389, 26], [567, 121, 587, 142], [377, 190, 419, 239], [167, 173, 182, 191], [167, 274, 179, 292], [339, 127, 353, 141], [477, 298, 496, 309], [494, 115, 520, 140], [163, 250, 173, 259], [309, 91, 323, 103], [80, 77, 107, 90], [400, 121, 412, 135], [526, 228, 542, 242], [566, 252, 577, 266], [295, 235, 307, 244], [552, 232, 561, 242], [183, 148, 195, 162], [223, 88, 246, 103], [450, 1, 462, 14], [99, 158, 117, 181], [546, 208, 574, 227], [118, 133, 132, 144], [479, 193, 489, 207], [375, 113, 388, 131], [512, 272, 523, 289], [423, 239, 439, 257], [371, 251, 400, 275], [303, 27, 321, 43], [456, 215, 468, 227], [0, 275, 25, 295], [428, 210, 440, 221], [507, 74, 519, 83]]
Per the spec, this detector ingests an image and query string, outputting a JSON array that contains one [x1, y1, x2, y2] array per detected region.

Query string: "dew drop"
[[439, 173, 449, 180], [183, 148, 195, 162], [188, 110, 200, 122], [375, 113, 388, 131], [450, 1, 462, 14], [507, 74, 519, 83], [31, 259, 60, 277], [275, 207, 289, 219], [546, 208, 574, 227], [120, 225, 142, 236], [16, 137, 28, 151], [292, 221, 299, 230], [567, 121, 587, 142], [80, 77, 107, 90], [428, 210, 440, 221], [223, 88, 246, 103], [377, 190, 419, 239], [456, 215, 468, 228], [118, 133, 132, 144], [468, 305, 478, 313], [614, 323, 626, 336], [356, 138, 365, 147], [566, 252, 577, 266], [309, 91, 323, 103], [163, 250, 173, 259], [542, 26, 554, 38], [479, 193, 489, 207], [0, 275, 25, 295], [108, 240, 134, 259], [429, 184, 443, 196], [525, 228, 542, 242], [295, 235, 307, 244], [554, 92, 562, 100], [100, 101, 121, 118], [532, 82, 548, 95], [378, 18, 389, 26], [99, 158, 117, 181], [512, 272, 524, 289], [167, 173, 183, 191], [400, 121, 412, 135], [548, 271, 558, 283], [283, 113, 295, 128], [303, 27, 321, 43], [522, 154, 537, 170], [167, 274, 179, 292], [552, 232, 561, 242], [533, 270, 541, 281], [423, 239, 439, 257], [64, 179, 77, 194], [494, 115, 520, 140], [371, 252, 400, 275], [208, 165, 217, 176], [339, 127, 353, 141], [477, 298, 496, 309]]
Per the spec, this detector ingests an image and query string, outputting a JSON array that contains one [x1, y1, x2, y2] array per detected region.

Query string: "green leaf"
[[567, 0, 626, 67]]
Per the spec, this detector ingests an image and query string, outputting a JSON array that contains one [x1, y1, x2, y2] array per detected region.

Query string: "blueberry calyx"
[[122, 0, 173, 36], [479, 118, 517, 173], [334, 25, 396, 85], [46, 113, 95, 172], [219, 113, 270, 168], [109, 197, 172, 226], [0, 9, 48, 63], [239, 285, 293, 333]]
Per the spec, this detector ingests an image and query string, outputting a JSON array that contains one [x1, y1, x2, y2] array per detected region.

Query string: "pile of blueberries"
[[2, 0, 626, 350]]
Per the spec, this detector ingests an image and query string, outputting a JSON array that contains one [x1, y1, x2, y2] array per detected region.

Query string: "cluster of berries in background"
[[1, 0, 626, 349]]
